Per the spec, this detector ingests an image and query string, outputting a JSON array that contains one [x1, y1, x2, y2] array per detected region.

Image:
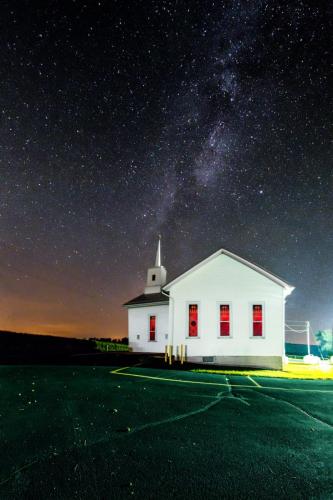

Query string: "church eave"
[[123, 292, 169, 308]]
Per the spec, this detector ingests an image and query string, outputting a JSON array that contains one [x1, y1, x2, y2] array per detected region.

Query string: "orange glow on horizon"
[[0, 269, 132, 339]]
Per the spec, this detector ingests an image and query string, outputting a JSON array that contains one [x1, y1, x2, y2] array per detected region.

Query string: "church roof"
[[123, 292, 169, 308], [163, 248, 294, 295]]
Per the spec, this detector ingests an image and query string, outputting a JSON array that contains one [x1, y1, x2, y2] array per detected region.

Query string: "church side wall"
[[169, 254, 285, 369], [128, 304, 169, 353]]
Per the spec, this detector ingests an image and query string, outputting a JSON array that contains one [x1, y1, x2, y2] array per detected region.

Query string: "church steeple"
[[155, 235, 161, 267], [144, 236, 167, 294]]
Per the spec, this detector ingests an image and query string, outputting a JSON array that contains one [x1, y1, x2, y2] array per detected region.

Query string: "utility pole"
[[306, 321, 310, 356]]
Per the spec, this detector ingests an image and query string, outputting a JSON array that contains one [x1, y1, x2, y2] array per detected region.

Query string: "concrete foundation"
[[187, 355, 283, 370]]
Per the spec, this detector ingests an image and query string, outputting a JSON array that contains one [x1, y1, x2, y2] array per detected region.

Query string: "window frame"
[[217, 302, 232, 338], [148, 314, 157, 342], [186, 301, 200, 339], [249, 302, 265, 339]]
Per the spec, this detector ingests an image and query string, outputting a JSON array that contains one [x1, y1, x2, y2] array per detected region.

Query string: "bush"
[[95, 341, 129, 352]]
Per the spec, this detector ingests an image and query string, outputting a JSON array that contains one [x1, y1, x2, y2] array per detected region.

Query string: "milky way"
[[1, 0, 332, 338]]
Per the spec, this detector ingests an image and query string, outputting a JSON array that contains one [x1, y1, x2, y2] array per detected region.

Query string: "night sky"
[[1, 0, 332, 339]]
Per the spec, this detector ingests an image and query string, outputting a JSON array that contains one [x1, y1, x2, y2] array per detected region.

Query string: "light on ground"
[[319, 360, 330, 372]]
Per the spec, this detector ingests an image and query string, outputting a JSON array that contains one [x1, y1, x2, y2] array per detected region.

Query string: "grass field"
[[1, 364, 333, 499], [193, 360, 333, 380]]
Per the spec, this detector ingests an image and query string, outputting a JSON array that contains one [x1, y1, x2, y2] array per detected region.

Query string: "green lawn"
[[192, 360, 333, 380], [0, 365, 333, 499]]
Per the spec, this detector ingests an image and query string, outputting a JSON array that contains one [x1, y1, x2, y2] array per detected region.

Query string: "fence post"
[[168, 345, 172, 365], [180, 344, 184, 364], [306, 321, 310, 356]]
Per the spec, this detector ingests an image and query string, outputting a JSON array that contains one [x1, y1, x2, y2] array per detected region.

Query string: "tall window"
[[252, 305, 263, 336], [219, 305, 230, 336], [188, 304, 198, 337], [149, 315, 156, 341]]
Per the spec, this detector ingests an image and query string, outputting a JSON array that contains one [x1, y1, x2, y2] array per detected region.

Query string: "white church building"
[[124, 239, 295, 369]]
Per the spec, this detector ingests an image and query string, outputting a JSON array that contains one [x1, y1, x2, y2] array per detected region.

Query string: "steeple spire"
[[144, 235, 167, 294], [155, 234, 161, 267]]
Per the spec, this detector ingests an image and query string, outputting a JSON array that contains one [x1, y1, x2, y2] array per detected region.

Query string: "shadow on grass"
[[0, 330, 283, 374], [0, 331, 178, 369]]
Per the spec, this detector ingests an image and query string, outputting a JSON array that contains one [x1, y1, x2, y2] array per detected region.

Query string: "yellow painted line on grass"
[[112, 366, 131, 373], [247, 375, 261, 387], [110, 368, 333, 394], [110, 369, 252, 388]]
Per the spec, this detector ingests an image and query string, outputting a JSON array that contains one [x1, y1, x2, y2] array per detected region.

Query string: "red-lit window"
[[188, 304, 198, 337], [220, 305, 230, 336], [252, 305, 263, 336], [149, 315, 156, 341]]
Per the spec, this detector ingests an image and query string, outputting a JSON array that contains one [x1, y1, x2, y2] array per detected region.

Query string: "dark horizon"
[[0, 329, 126, 341]]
